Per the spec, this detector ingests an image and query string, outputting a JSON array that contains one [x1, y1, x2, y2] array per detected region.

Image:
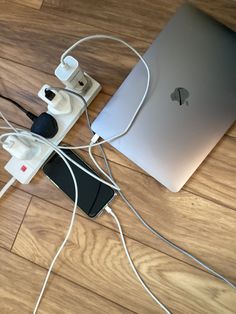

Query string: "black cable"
[[0, 94, 27, 113], [0, 94, 37, 121]]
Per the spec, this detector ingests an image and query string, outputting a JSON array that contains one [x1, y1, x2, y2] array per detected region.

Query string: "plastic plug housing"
[[38, 85, 71, 115], [3, 135, 40, 160], [55, 56, 88, 93], [4, 76, 101, 184]]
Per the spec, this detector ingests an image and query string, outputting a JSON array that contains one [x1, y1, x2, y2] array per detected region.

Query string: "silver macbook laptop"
[[92, 4, 236, 192]]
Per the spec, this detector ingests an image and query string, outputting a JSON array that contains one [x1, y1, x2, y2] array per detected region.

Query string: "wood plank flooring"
[[0, 1, 235, 313], [11, 0, 43, 9]]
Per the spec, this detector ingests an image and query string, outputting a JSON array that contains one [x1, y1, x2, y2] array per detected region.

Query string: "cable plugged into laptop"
[[1, 30, 235, 314]]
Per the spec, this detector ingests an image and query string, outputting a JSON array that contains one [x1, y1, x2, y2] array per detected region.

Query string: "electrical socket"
[[4, 74, 101, 184]]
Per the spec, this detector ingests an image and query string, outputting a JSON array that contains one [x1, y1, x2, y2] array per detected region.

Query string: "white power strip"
[[4, 74, 101, 184]]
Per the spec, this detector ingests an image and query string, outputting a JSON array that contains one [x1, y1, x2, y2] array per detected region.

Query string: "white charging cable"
[[0, 176, 16, 198], [58, 34, 150, 150], [0, 111, 18, 133], [59, 35, 236, 291], [47, 87, 119, 190], [1, 110, 235, 314], [32, 149, 78, 314], [62, 87, 236, 291], [88, 140, 117, 187], [51, 87, 236, 291], [105, 205, 171, 314], [0, 124, 79, 314], [0, 122, 169, 313], [0, 126, 171, 314], [1, 33, 235, 313], [87, 130, 236, 290], [0, 130, 119, 192], [87, 136, 236, 289]]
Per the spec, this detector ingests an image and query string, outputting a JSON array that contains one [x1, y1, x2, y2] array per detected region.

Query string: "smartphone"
[[42, 149, 115, 218]]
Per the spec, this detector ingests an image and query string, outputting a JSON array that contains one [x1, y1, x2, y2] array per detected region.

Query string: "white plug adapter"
[[5, 76, 101, 184], [2, 135, 40, 160], [38, 85, 71, 115], [55, 56, 88, 93]]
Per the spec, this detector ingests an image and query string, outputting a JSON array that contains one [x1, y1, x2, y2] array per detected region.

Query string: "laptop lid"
[[91, 4, 236, 192]]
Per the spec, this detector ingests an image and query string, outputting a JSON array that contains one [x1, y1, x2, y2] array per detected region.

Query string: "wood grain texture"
[[227, 123, 236, 138], [0, 57, 235, 210], [42, 0, 236, 40], [185, 136, 236, 209], [0, 183, 31, 250], [12, 197, 236, 314], [0, 247, 131, 313], [0, 55, 235, 277], [0, 2, 147, 95], [1, 121, 236, 282], [8, 150, 236, 279], [10, 0, 43, 9], [0, 1, 236, 313], [191, 0, 236, 31], [1, 122, 235, 281]]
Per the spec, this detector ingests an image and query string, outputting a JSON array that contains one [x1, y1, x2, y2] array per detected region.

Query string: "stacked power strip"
[[4, 67, 101, 184]]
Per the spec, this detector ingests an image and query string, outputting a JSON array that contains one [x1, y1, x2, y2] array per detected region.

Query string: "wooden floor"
[[0, 0, 236, 313]]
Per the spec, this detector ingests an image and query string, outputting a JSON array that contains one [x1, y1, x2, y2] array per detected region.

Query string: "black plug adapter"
[[30, 112, 58, 139], [0, 93, 59, 139]]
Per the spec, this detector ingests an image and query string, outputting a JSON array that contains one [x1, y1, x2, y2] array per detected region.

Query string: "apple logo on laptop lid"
[[171, 87, 189, 106]]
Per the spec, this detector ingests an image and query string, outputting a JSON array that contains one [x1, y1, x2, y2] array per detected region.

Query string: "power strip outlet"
[[4, 74, 101, 184]]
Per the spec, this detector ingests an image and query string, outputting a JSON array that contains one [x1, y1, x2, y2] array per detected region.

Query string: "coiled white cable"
[[1, 32, 235, 313], [59, 36, 236, 291], [58, 34, 150, 150]]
